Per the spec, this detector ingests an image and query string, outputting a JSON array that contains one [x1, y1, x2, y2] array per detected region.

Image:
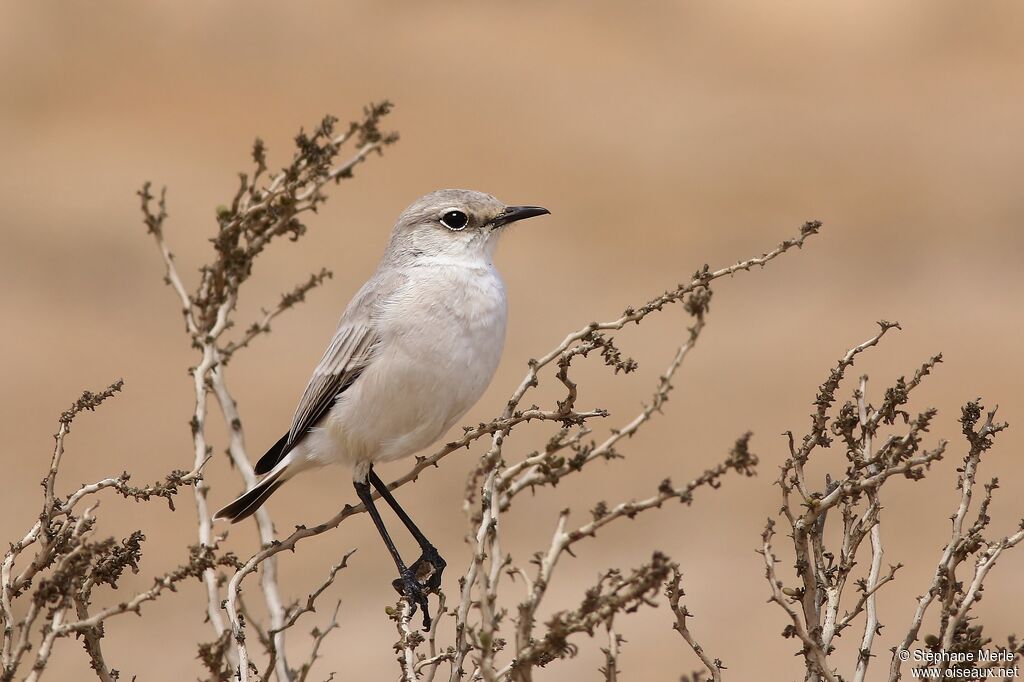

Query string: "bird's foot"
[[392, 568, 432, 629], [391, 547, 445, 629], [408, 545, 446, 593]]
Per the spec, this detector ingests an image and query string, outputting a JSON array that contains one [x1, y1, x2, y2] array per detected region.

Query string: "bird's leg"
[[368, 468, 446, 593], [353, 478, 432, 628]]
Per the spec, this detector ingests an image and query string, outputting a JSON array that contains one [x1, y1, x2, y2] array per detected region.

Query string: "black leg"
[[367, 468, 447, 593], [368, 468, 433, 548], [353, 478, 432, 628]]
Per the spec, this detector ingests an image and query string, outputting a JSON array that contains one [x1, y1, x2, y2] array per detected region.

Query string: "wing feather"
[[254, 269, 403, 474], [286, 324, 378, 444]]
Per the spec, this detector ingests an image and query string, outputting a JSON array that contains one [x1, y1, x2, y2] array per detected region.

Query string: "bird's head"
[[386, 189, 549, 264]]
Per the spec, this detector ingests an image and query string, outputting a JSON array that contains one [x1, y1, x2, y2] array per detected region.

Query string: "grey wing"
[[287, 323, 378, 443], [253, 322, 379, 475], [253, 268, 405, 476]]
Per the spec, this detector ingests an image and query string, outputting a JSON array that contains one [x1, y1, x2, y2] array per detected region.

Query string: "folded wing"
[[255, 322, 379, 474]]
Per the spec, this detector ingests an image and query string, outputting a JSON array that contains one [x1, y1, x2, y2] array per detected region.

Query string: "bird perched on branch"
[[215, 189, 550, 627]]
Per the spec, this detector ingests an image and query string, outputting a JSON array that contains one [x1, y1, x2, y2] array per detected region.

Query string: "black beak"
[[489, 205, 550, 229]]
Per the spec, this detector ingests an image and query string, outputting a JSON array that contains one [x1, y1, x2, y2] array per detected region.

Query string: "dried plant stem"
[[761, 522, 840, 682], [600, 621, 621, 682], [397, 600, 420, 682], [853, 377, 883, 682], [667, 567, 722, 682], [211, 365, 290, 680], [761, 323, 1022, 682]]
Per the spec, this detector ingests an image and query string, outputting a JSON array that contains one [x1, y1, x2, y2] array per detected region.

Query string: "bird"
[[214, 189, 550, 627]]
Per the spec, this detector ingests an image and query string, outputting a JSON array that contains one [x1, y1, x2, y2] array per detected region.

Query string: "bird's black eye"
[[440, 210, 469, 231]]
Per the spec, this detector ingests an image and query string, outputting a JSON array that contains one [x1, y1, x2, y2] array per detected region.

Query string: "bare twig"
[[296, 601, 342, 682], [599, 621, 622, 682], [667, 567, 723, 682], [889, 402, 1018, 681]]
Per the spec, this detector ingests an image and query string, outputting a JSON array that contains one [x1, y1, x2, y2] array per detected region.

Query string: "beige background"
[[2, 2, 1022, 680]]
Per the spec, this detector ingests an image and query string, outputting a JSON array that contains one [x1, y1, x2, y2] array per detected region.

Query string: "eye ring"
[[440, 210, 469, 231]]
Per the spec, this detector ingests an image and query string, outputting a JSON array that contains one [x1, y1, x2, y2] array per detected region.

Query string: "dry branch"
[[0, 382, 235, 682], [667, 566, 723, 682], [762, 325, 1022, 682]]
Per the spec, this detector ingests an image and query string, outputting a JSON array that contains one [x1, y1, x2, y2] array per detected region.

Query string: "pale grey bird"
[[214, 189, 549, 626]]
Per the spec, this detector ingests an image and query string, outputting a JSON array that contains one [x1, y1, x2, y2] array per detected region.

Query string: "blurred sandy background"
[[2, 2, 1023, 680]]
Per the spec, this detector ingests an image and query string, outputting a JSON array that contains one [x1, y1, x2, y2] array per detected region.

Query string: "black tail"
[[255, 432, 290, 475], [214, 467, 287, 524]]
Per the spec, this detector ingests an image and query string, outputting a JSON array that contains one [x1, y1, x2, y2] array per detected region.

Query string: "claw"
[[390, 547, 446, 630], [392, 568, 432, 628]]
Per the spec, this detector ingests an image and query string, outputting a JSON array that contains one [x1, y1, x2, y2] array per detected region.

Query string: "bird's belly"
[[319, 281, 506, 470]]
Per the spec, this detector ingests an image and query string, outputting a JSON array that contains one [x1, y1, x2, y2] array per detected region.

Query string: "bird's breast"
[[386, 264, 508, 382], [327, 264, 508, 464]]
